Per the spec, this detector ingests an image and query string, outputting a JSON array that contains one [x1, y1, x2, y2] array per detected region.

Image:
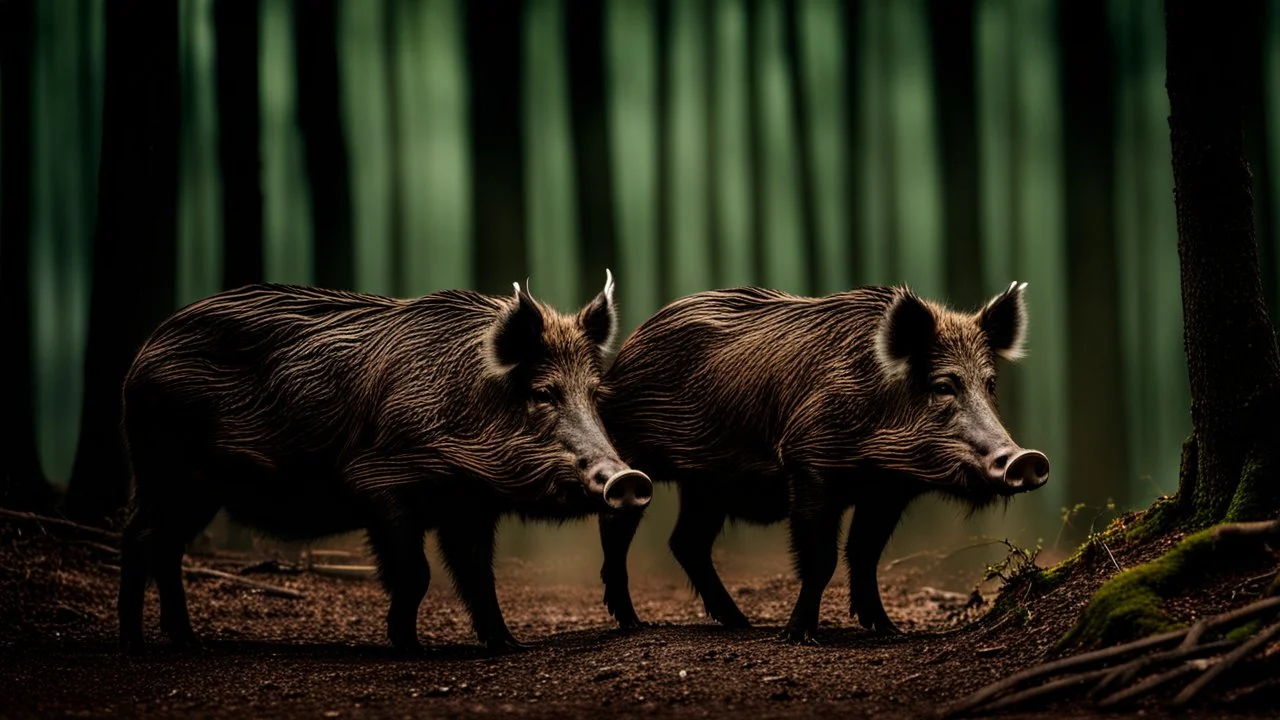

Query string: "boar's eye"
[[931, 378, 957, 397], [986, 377, 998, 396], [530, 387, 559, 407]]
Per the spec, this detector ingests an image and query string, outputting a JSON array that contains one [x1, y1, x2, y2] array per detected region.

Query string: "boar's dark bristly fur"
[[118, 277, 639, 654], [596, 282, 1046, 644]]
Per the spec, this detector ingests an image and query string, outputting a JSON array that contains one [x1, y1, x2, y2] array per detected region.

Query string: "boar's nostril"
[[1003, 450, 1050, 491]]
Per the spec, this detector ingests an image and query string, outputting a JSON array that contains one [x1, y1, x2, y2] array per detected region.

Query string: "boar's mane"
[[124, 283, 592, 505], [600, 285, 1012, 503]]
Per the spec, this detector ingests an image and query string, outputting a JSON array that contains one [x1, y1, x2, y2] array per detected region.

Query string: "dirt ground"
[[1, 512, 1275, 720]]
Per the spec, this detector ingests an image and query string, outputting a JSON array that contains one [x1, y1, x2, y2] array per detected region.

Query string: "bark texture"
[[1165, 0, 1280, 525], [65, 0, 180, 523]]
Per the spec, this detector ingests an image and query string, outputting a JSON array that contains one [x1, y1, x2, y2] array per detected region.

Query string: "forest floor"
[[0, 512, 1275, 720]]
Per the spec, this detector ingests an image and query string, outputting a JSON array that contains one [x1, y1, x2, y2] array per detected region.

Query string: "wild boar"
[[595, 282, 1049, 643], [118, 272, 652, 654]]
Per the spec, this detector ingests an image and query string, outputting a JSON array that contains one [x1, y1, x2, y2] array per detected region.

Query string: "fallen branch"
[[0, 508, 121, 541], [183, 566, 305, 600], [1093, 639, 1236, 707], [940, 595, 1280, 717], [310, 563, 377, 580], [1171, 620, 1280, 707], [1213, 519, 1280, 541]]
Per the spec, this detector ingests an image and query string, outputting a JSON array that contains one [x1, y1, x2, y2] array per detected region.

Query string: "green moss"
[[1057, 521, 1280, 653], [1224, 451, 1277, 523], [1124, 495, 1183, 543], [1056, 527, 1224, 652], [1225, 619, 1264, 642]]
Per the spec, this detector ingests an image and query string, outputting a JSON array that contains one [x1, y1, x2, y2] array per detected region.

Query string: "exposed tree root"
[[940, 595, 1280, 717]]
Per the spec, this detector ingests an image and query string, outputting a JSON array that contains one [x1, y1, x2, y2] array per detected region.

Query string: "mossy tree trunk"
[[216, 0, 263, 290], [1165, 0, 1280, 526], [64, 0, 180, 524]]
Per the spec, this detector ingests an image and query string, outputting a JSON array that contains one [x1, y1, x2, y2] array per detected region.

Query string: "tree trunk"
[[566, 0, 618, 302], [216, 0, 263, 290], [1165, 0, 1280, 525], [927, 0, 982, 309], [64, 0, 180, 524], [654, 0, 672, 301], [0, 0, 55, 512], [841, 0, 862, 286], [294, 0, 353, 291], [466, 0, 527, 297], [1059, 0, 1130, 525]]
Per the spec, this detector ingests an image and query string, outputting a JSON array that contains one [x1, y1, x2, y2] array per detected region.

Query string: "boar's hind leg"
[[437, 515, 526, 653], [845, 493, 911, 635], [365, 515, 432, 653], [599, 511, 644, 628], [118, 506, 152, 653], [780, 476, 842, 645], [152, 490, 222, 648], [668, 487, 750, 628]]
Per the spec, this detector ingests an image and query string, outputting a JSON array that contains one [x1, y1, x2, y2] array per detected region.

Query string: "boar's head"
[[871, 281, 1049, 505], [483, 270, 652, 510]]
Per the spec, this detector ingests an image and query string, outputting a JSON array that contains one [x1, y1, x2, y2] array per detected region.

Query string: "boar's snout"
[[990, 449, 1050, 494], [595, 466, 653, 509]]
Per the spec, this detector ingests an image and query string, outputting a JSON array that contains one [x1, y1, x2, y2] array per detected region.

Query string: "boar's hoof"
[[483, 635, 533, 654], [603, 469, 654, 509], [777, 625, 821, 646]]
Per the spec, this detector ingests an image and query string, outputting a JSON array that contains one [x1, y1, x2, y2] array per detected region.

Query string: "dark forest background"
[[3, 0, 1279, 579]]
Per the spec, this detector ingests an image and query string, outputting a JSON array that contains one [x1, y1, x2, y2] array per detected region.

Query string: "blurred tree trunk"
[[782, 0, 818, 296], [654, 0, 672, 300], [1, 0, 55, 511], [927, 0, 982, 309], [65, 0, 179, 524], [216, 0, 263, 289], [1165, 0, 1280, 525], [841, 0, 862, 285], [1059, 0, 1130, 525], [745, 0, 764, 279], [566, 0, 617, 300], [467, 0, 527, 297], [295, 0, 353, 291]]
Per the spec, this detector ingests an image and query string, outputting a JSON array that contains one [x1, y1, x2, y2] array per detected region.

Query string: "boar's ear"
[[577, 268, 618, 355], [979, 281, 1028, 361], [484, 281, 546, 376], [875, 289, 937, 381]]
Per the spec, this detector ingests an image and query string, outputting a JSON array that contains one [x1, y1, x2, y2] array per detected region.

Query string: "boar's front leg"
[[599, 510, 645, 628], [365, 511, 432, 653], [845, 491, 912, 635], [669, 485, 751, 628], [780, 469, 842, 645], [437, 514, 527, 653]]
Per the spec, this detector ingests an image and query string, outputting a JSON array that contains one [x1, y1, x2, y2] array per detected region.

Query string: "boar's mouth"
[[993, 450, 1050, 496]]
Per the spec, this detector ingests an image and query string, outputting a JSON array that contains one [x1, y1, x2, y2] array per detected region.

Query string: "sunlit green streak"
[[1110, 0, 1150, 501], [755, 0, 805, 294], [605, 0, 659, 331], [31, 0, 99, 486], [857, 0, 888, 285], [975, 0, 1014, 290], [338, 0, 395, 297], [712, 0, 752, 289], [667, 0, 712, 298], [524, 0, 579, 310], [798, 0, 848, 294], [260, 0, 313, 285], [886, 0, 942, 298], [177, 0, 223, 307], [1136, 0, 1188, 499], [395, 0, 470, 296], [1010, 0, 1067, 518]]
